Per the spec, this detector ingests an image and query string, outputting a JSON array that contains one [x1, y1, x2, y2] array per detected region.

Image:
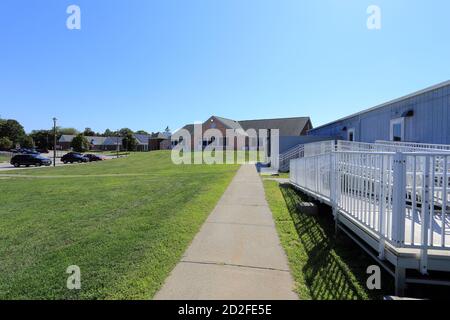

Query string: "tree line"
[[0, 118, 170, 152]]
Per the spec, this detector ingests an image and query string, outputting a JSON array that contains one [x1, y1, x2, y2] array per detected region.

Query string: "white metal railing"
[[376, 140, 450, 152], [280, 140, 450, 173], [304, 140, 335, 157], [338, 140, 450, 154], [290, 151, 450, 274], [278, 144, 304, 172]]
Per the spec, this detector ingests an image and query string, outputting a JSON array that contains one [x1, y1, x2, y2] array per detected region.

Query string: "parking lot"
[[0, 152, 118, 171]]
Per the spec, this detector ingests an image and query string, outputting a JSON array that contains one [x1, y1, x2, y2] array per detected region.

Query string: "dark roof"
[[150, 132, 170, 140], [59, 134, 151, 146], [59, 135, 107, 145], [175, 116, 311, 137], [103, 136, 123, 145], [213, 116, 243, 130], [133, 134, 151, 145], [180, 124, 194, 134], [239, 117, 311, 136]]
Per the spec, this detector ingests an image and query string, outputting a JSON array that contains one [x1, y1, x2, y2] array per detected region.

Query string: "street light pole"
[[116, 130, 119, 159], [53, 117, 57, 167]]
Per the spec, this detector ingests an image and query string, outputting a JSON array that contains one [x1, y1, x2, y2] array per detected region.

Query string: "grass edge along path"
[[263, 180, 394, 300]]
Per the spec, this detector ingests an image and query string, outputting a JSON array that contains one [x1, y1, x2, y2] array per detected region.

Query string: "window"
[[390, 118, 404, 142], [347, 128, 355, 141]]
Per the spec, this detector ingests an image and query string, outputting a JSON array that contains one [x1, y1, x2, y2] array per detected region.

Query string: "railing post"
[[378, 155, 386, 260], [420, 156, 431, 275], [330, 152, 340, 234], [392, 152, 406, 247]]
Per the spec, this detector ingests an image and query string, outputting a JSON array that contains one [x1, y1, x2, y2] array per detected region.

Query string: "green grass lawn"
[[263, 180, 394, 300], [0, 151, 239, 299], [0, 153, 10, 163]]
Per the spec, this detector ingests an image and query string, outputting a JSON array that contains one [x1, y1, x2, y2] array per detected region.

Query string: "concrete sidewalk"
[[154, 164, 298, 300]]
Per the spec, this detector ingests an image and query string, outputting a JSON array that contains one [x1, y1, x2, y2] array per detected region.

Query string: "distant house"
[[308, 80, 450, 144], [173, 115, 316, 153], [58, 133, 151, 151], [133, 134, 152, 151], [149, 132, 171, 151]]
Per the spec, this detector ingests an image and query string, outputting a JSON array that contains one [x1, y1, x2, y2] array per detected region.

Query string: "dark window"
[[348, 131, 354, 142], [392, 123, 402, 141]]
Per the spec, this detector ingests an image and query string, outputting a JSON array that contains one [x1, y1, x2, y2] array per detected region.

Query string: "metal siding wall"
[[309, 84, 450, 144]]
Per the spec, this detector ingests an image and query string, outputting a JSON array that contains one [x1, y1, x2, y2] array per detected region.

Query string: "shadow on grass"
[[279, 183, 394, 300]]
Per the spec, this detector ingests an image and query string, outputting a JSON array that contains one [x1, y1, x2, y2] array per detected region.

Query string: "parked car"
[[61, 152, 89, 164], [10, 154, 52, 167], [36, 148, 49, 154], [84, 154, 105, 162], [10, 148, 39, 154]]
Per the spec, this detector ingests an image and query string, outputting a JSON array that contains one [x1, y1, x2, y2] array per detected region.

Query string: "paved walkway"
[[154, 164, 298, 300]]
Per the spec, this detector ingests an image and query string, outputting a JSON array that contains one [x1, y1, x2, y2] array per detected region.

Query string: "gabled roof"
[[239, 117, 311, 136], [103, 136, 123, 145], [58, 135, 107, 145], [175, 116, 312, 137], [86, 136, 107, 145], [59, 135, 76, 143], [212, 116, 243, 130], [173, 124, 194, 135], [133, 134, 151, 145], [150, 132, 170, 140]]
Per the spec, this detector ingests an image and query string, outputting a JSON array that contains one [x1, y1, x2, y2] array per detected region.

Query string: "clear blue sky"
[[1, 0, 449, 133]]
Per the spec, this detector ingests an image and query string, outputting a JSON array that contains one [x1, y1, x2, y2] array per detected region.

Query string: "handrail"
[[290, 150, 450, 274], [376, 140, 450, 151]]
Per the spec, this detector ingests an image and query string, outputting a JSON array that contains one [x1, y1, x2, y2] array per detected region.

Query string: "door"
[[348, 128, 355, 141], [390, 118, 404, 142]]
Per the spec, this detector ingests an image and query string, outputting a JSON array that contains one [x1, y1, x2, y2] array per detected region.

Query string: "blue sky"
[[0, 0, 449, 133]]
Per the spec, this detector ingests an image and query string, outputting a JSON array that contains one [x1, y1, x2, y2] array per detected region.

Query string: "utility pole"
[[53, 118, 57, 167], [116, 130, 120, 159]]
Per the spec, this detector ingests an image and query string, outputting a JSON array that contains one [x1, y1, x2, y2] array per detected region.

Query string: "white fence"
[[376, 140, 450, 152], [290, 150, 450, 273], [278, 144, 304, 172]]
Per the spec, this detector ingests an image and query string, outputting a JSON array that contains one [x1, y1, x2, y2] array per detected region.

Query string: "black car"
[[10, 154, 52, 167], [84, 154, 105, 162], [61, 152, 89, 164], [11, 148, 39, 154]]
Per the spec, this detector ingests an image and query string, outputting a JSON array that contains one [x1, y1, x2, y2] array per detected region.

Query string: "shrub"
[[122, 133, 137, 151], [71, 134, 90, 152], [20, 135, 35, 149], [0, 137, 13, 150]]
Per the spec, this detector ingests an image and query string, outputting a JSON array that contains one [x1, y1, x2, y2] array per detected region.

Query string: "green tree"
[[57, 127, 79, 138], [135, 130, 148, 135], [71, 134, 90, 152], [20, 135, 35, 149], [0, 119, 26, 143], [119, 128, 134, 137], [122, 133, 137, 151], [30, 130, 51, 150], [103, 129, 114, 137], [83, 127, 96, 136], [164, 126, 171, 137], [0, 137, 13, 150]]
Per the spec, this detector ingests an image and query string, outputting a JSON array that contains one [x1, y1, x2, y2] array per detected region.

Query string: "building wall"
[[308, 83, 450, 144]]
